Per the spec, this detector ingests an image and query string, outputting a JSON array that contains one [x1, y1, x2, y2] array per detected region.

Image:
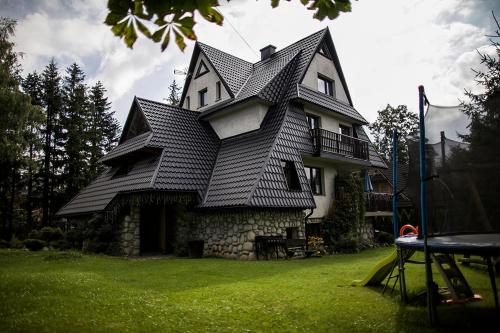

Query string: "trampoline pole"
[[418, 85, 436, 326], [392, 130, 399, 240]]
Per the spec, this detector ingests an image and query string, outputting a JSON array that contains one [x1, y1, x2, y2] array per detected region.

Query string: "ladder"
[[431, 253, 476, 302]]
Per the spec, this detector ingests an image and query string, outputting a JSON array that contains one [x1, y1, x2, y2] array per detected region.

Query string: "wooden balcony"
[[310, 128, 370, 161]]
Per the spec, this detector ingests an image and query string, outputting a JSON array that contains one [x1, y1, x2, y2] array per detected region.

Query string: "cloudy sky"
[[2, 0, 499, 130]]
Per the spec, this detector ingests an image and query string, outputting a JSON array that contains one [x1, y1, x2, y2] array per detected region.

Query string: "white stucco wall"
[[182, 53, 230, 111], [208, 102, 268, 139], [302, 157, 337, 219], [301, 52, 349, 104]]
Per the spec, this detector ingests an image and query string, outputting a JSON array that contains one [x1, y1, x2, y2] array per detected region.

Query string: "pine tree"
[[41, 59, 63, 225], [166, 79, 181, 106], [61, 63, 89, 200], [88, 81, 119, 179], [22, 71, 44, 227]]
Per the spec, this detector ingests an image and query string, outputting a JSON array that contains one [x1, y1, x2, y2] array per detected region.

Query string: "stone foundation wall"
[[120, 205, 140, 256], [190, 209, 305, 260]]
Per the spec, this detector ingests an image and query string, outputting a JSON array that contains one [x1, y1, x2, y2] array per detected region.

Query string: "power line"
[[216, 6, 259, 57]]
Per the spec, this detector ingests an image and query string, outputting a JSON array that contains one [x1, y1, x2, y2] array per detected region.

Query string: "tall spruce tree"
[[22, 71, 44, 226], [0, 18, 43, 236], [61, 63, 89, 200], [88, 81, 119, 179], [166, 79, 181, 106], [41, 59, 63, 225]]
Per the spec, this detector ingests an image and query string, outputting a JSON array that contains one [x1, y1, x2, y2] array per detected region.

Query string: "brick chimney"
[[260, 45, 276, 61]]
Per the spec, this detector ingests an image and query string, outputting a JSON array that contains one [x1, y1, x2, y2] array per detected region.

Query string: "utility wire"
[[216, 6, 259, 58]]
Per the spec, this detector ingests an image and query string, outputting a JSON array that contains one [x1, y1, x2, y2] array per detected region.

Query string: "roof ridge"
[[253, 28, 327, 66], [135, 96, 202, 115], [197, 41, 254, 65]]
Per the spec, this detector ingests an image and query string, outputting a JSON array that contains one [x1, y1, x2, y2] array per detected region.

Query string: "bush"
[[50, 239, 70, 250], [334, 237, 360, 253], [27, 229, 40, 239], [9, 235, 24, 249], [66, 228, 85, 250], [39, 227, 64, 242], [0, 239, 9, 248], [375, 231, 394, 244], [24, 239, 47, 251]]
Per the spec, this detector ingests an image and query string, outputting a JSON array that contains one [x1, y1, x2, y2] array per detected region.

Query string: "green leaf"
[[271, 0, 280, 8], [107, 0, 131, 15], [124, 22, 138, 48], [161, 28, 171, 51], [201, 7, 223, 25], [152, 26, 167, 43], [135, 19, 151, 38], [300, 0, 309, 5], [173, 28, 186, 51], [111, 20, 128, 36], [176, 16, 197, 40], [104, 12, 127, 26]]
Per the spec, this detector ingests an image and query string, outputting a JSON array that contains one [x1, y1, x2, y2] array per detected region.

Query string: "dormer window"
[[216, 81, 221, 101], [317, 75, 334, 97], [281, 160, 301, 191], [199, 88, 207, 108], [113, 163, 133, 179]]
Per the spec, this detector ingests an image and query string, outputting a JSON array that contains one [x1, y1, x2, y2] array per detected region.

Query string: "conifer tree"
[[41, 59, 63, 225], [166, 79, 181, 106], [61, 63, 89, 200]]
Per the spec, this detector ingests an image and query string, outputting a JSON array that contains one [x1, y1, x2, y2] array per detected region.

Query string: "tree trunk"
[[27, 138, 33, 227], [7, 166, 17, 238]]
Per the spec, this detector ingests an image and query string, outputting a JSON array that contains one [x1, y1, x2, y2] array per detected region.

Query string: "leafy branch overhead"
[[105, 0, 353, 51]]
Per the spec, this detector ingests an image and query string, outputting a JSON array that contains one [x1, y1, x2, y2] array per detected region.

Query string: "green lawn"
[[0, 248, 498, 332]]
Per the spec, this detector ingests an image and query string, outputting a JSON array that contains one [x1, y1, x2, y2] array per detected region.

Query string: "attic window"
[[195, 59, 210, 78], [113, 163, 134, 179], [199, 88, 207, 108], [318, 74, 335, 97], [215, 81, 221, 101], [281, 160, 301, 191]]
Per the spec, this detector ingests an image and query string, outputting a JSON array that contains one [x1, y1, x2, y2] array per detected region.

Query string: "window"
[[317, 75, 334, 97], [286, 227, 299, 239], [198, 88, 207, 108], [339, 124, 351, 137], [216, 81, 221, 101], [195, 59, 209, 78], [304, 166, 322, 195], [185, 96, 190, 109], [306, 113, 320, 129], [281, 160, 301, 191]]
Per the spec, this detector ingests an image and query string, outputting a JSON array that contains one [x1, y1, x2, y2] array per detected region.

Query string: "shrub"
[[375, 231, 394, 244], [27, 229, 40, 239], [39, 227, 64, 242], [9, 234, 24, 249], [334, 236, 360, 253], [50, 239, 70, 250], [24, 239, 47, 251], [0, 239, 9, 248], [66, 228, 85, 250]]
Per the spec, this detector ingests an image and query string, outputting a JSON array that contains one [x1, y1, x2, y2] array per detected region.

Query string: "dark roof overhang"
[[198, 96, 272, 121]]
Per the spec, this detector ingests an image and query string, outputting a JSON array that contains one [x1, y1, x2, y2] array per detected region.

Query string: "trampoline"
[[395, 234, 500, 256], [390, 86, 500, 325]]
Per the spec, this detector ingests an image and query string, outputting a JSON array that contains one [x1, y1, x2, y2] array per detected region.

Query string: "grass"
[[0, 247, 498, 332]]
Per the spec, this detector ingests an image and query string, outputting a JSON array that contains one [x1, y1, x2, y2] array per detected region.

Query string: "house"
[[57, 28, 386, 258]]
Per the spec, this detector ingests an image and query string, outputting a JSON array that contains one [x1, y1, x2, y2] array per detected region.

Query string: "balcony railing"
[[310, 128, 369, 161]]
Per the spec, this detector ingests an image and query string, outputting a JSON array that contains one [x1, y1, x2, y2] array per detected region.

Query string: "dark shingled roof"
[[295, 84, 368, 124], [99, 131, 152, 164], [58, 28, 386, 216]]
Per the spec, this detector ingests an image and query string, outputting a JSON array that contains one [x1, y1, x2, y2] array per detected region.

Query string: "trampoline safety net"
[[404, 104, 500, 236]]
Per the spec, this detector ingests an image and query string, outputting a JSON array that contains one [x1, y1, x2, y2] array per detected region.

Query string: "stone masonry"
[[120, 205, 140, 256], [190, 209, 305, 260]]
